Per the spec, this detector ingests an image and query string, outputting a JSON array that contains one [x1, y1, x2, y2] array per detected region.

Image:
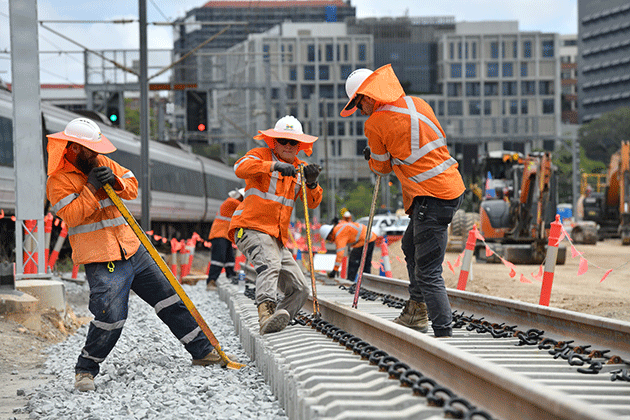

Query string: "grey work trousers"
[[235, 228, 309, 319]]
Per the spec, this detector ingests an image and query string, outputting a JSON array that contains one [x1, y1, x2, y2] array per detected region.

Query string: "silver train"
[[0, 88, 242, 259]]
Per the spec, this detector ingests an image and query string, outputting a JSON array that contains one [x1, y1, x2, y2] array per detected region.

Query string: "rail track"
[[219, 268, 630, 420]]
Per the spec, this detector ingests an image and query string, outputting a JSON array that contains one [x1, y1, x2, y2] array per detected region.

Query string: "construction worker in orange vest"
[[319, 221, 378, 282], [205, 188, 244, 291], [341, 65, 465, 338], [229, 115, 322, 335], [46, 118, 236, 392]]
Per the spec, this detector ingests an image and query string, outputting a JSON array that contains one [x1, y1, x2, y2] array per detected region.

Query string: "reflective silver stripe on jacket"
[[234, 154, 262, 172], [215, 214, 231, 222], [51, 193, 79, 215], [121, 170, 134, 179], [379, 96, 455, 181], [67, 216, 127, 236]]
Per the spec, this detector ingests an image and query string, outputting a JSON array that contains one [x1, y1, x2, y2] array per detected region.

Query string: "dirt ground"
[[1, 238, 629, 418]]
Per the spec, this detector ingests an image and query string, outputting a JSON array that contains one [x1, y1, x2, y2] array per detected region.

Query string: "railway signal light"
[[107, 93, 121, 127], [186, 91, 208, 133]]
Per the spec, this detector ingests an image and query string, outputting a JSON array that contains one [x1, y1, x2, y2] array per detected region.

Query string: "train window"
[[152, 161, 204, 197], [0, 116, 14, 167], [205, 173, 241, 200]]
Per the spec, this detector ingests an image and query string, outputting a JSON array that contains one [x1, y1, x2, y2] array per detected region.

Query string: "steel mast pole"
[[139, 0, 151, 230]]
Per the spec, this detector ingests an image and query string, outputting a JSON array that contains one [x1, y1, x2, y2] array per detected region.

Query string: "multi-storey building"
[[560, 34, 578, 124], [577, 0, 630, 123], [434, 22, 561, 175], [210, 21, 374, 185]]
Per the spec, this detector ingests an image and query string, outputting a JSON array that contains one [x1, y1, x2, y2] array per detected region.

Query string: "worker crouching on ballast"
[[229, 115, 322, 335], [320, 221, 377, 282], [46, 118, 237, 392]]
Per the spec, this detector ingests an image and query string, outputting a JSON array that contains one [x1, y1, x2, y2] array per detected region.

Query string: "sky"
[[0, 0, 578, 85]]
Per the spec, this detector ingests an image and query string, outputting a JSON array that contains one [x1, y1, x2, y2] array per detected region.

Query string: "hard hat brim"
[[254, 129, 317, 144], [46, 131, 116, 154]]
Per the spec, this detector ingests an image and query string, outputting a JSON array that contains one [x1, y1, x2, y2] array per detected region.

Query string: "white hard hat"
[[345, 68, 373, 100], [320, 224, 334, 240], [343, 211, 352, 218], [47, 117, 116, 154], [238, 188, 245, 198]]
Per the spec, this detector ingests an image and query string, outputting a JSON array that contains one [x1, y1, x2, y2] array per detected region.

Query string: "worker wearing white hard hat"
[[206, 187, 246, 290], [46, 118, 236, 392], [342, 210, 353, 222], [229, 115, 323, 336], [340, 64, 466, 338], [320, 221, 377, 282]]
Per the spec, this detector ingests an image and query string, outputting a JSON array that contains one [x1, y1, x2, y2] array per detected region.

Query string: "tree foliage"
[[579, 107, 630, 163]]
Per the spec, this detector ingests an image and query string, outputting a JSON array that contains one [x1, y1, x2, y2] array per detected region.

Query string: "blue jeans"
[[76, 245, 213, 376], [401, 194, 463, 336]]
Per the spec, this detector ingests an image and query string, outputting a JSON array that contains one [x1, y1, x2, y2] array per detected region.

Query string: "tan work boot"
[[258, 301, 290, 335], [393, 300, 429, 333], [192, 348, 238, 367], [206, 280, 217, 291], [74, 372, 95, 392]]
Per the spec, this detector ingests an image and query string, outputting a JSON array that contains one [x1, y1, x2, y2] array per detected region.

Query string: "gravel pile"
[[18, 280, 288, 420]]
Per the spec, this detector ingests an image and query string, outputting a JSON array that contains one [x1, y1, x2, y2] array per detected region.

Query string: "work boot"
[[206, 280, 217, 291], [393, 300, 429, 333], [74, 372, 95, 392], [192, 348, 238, 367], [258, 301, 290, 335]]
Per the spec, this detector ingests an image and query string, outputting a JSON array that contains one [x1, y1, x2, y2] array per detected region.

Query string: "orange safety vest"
[[208, 197, 241, 241], [330, 221, 377, 271], [229, 147, 322, 245], [46, 155, 140, 265]]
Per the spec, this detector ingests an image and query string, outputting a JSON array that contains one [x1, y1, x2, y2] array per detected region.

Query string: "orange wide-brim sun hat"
[[254, 115, 317, 156], [46, 117, 116, 175]]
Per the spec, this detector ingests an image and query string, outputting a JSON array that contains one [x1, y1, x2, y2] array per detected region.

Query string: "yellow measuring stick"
[[103, 184, 245, 370], [298, 165, 320, 317]]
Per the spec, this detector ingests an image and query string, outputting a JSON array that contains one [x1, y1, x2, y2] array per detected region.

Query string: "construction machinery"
[[582, 141, 630, 244], [474, 151, 567, 264]]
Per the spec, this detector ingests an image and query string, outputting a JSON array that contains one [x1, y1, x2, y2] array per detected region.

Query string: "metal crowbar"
[[352, 174, 381, 309], [298, 164, 321, 318], [103, 183, 245, 370]]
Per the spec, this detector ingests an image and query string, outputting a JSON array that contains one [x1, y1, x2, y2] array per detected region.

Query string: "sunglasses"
[[350, 94, 364, 111], [276, 138, 300, 146]]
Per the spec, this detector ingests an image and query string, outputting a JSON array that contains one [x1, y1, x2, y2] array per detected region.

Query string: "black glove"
[[303, 164, 321, 188], [274, 162, 296, 177], [363, 146, 371, 161], [94, 166, 115, 186], [87, 167, 103, 190], [327, 270, 338, 279]]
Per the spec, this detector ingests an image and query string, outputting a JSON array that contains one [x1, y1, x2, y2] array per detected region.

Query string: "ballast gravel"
[[17, 280, 288, 420]]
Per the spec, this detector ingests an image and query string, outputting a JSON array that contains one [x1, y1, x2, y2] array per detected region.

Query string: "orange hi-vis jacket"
[[330, 221, 377, 272], [46, 155, 140, 265], [229, 147, 323, 245], [359, 65, 465, 213], [209, 197, 241, 241]]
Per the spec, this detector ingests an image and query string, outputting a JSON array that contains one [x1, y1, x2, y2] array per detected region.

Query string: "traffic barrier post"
[[539, 215, 563, 306], [23, 220, 37, 274], [170, 238, 180, 280], [44, 214, 53, 271], [457, 225, 479, 290], [72, 264, 79, 279], [340, 256, 348, 279], [378, 236, 393, 278], [178, 240, 188, 282], [47, 221, 68, 271]]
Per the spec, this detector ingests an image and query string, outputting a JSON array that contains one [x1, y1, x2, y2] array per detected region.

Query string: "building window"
[[263, 44, 270, 60], [437, 100, 444, 116], [337, 84, 346, 99], [451, 63, 462, 78], [447, 82, 462, 97], [503, 81, 517, 96], [320, 84, 334, 98], [502, 62, 513, 77], [304, 65, 315, 80], [325, 44, 334, 61], [487, 62, 499, 77], [358, 44, 366, 61], [510, 100, 518, 115], [289, 66, 297, 81], [356, 121, 363, 136], [521, 99, 528, 115], [501, 41, 506, 58], [465, 42, 469, 59], [356, 139, 367, 155], [340, 65, 352, 79], [521, 81, 536, 95], [472, 42, 477, 59], [307, 44, 315, 62], [458, 42, 462, 59], [521, 62, 528, 77], [484, 100, 492, 115], [448, 101, 463, 115], [319, 65, 330, 80], [466, 82, 480, 96], [542, 99, 554, 114], [465, 63, 476, 78], [484, 82, 498, 96], [523, 41, 531, 58], [449, 42, 454, 59], [539, 81, 553, 95], [469, 100, 481, 115], [513, 40, 518, 58], [344, 44, 349, 61], [301, 85, 314, 100], [337, 121, 345, 136], [542, 40, 554, 58], [491, 41, 499, 58]]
